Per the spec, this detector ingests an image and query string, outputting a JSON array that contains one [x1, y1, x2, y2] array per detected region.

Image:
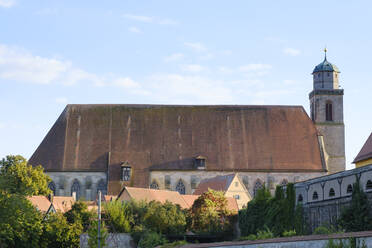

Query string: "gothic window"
[[48, 182, 56, 195], [71, 179, 80, 200], [298, 194, 303, 203], [121, 163, 131, 181], [150, 180, 159, 189], [366, 180, 372, 190], [190, 176, 198, 189], [176, 180, 186, 195], [329, 188, 335, 197], [253, 180, 263, 197], [164, 175, 171, 189], [281, 179, 288, 186], [97, 179, 107, 196], [346, 184, 353, 194], [312, 191, 318, 200], [326, 101, 333, 121]]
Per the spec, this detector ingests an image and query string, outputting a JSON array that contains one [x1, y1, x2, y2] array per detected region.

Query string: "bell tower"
[[309, 49, 345, 173]]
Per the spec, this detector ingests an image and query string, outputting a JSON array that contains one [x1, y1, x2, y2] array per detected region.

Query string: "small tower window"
[[121, 162, 131, 181], [312, 191, 318, 200], [329, 188, 335, 197], [366, 180, 372, 190], [326, 101, 333, 121], [346, 184, 353, 194], [194, 155, 206, 169], [298, 194, 303, 203]]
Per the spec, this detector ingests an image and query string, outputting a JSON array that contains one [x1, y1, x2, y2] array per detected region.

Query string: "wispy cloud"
[[184, 42, 207, 52], [181, 64, 205, 73], [0, 0, 15, 8], [123, 14, 153, 23], [123, 13, 177, 25], [238, 64, 272, 76], [164, 53, 184, 62], [147, 74, 234, 104], [283, 48, 301, 56], [55, 97, 68, 104], [0, 44, 103, 86], [128, 26, 142, 34]]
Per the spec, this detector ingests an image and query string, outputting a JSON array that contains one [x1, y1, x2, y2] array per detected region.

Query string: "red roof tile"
[[27, 196, 51, 213], [353, 132, 372, 163], [193, 174, 235, 195]]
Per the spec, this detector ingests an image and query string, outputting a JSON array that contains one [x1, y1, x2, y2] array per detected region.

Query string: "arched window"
[[97, 179, 107, 196], [176, 180, 186, 195], [329, 188, 335, 197], [281, 179, 288, 186], [71, 179, 80, 200], [253, 180, 263, 197], [150, 180, 159, 190], [48, 182, 56, 195], [298, 194, 303, 203], [326, 101, 333, 121], [366, 180, 372, 190], [346, 184, 353, 194], [312, 191, 318, 200]]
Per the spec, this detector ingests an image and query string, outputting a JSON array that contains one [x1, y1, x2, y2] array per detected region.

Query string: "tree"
[[143, 201, 187, 235], [339, 179, 372, 232], [239, 186, 272, 236], [104, 200, 132, 233], [88, 220, 108, 248], [64, 201, 94, 232], [190, 189, 234, 235], [0, 155, 51, 196], [0, 192, 45, 248], [42, 212, 83, 248]]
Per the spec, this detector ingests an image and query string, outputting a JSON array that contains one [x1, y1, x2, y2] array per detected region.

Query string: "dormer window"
[[121, 162, 131, 181], [195, 155, 206, 169]]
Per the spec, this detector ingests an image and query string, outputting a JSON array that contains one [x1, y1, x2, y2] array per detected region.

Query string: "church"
[[29, 51, 346, 201]]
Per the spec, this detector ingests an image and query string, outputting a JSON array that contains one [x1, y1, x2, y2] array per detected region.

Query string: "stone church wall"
[[150, 171, 325, 198], [295, 164, 372, 232], [47, 171, 106, 201]]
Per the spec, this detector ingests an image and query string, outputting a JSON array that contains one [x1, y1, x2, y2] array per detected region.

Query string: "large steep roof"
[[353, 132, 372, 163], [29, 104, 325, 194]]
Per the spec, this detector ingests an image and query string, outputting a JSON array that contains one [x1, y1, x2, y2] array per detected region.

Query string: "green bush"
[[338, 179, 372, 232], [104, 200, 132, 233], [314, 225, 333, 235], [87, 220, 108, 248], [282, 230, 296, 237], [138, 231, 167, 248], [256, 227, 274, 240], [190, 189, 235, 235], [64, 201, 94, 232], [239, 234, 257, 241], [144, 201, 187, 235], [160, 240, 188, 248]]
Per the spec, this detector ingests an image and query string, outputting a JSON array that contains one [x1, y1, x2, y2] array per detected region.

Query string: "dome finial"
[[324, 46, 327, 60]]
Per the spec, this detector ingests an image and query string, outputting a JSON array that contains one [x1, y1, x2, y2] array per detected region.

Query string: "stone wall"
[[151, 171, 325, 199], [180, 231, 372, 248], [295, 164, 372, 232], [80, 233, 135, 248], [47, 171, 106, 201]]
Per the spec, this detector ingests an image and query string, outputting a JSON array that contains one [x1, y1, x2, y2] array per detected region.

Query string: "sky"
[[0, 0, 371, 170]]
